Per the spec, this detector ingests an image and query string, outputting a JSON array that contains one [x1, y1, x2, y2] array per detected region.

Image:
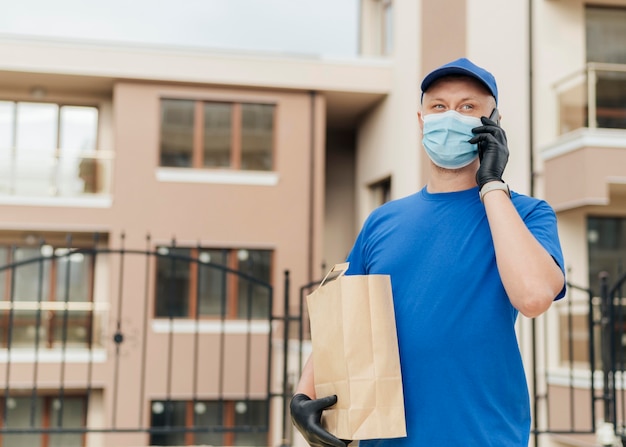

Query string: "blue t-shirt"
[[346, 186, 565, 447]]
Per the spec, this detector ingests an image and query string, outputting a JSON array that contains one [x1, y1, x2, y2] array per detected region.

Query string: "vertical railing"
[[587, 66, 598, 129]]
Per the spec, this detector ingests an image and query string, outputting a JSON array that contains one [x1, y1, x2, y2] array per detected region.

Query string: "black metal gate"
[[0, 235, 294, 447], [527, 274, 626, 447]]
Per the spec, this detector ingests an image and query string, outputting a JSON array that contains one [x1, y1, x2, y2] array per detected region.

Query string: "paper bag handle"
[[318, 262, 350, 288]]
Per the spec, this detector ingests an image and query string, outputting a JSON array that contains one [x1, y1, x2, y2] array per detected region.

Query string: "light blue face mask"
[[422, 110, 483, 169]]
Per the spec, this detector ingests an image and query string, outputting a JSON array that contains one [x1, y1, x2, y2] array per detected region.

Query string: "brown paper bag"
[[306, 262, 407, 440]]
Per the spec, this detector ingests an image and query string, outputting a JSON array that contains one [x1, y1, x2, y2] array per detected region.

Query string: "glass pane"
[[203, 102, 232, 168], [0, 102, 14, 194], [49, 397, 86, 447], [0, 246, 8, 301], [194, 401, 224, 446], [150, 400, 187, 446], [0, 101, 14, 151], [383, 1, 393, 55], [59, 106, 98, 152], [15, 102, 58, 152], [55, 249, 91, 302], [3, 396, 44, 447], [595, 73, 626, 129], [14, 247, 51, 302], [160, 99, 194, 167], [52, 310, 91, 348], [10, 310, 47, 348], [241, 104, 273, 171], [59, 106, 99, 196], [587, 217, 626, 288], [233, 400, 268, 446], [237, 250, 271, 319], [15, 102, 58, 196], [155, 247, 191, 317], [198, 249, 229, 316], [586, 7, 626, 64]]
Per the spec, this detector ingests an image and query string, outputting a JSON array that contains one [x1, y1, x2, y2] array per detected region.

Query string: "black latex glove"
[[469, 111, 509, 189], [290, 394, 349, 447]]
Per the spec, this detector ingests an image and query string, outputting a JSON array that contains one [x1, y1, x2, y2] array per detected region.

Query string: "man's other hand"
[[290, 394, 350, 447]]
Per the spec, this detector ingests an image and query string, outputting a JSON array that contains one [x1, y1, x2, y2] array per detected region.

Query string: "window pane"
[[198, 249, 229, 316], [52, 310, 91, 348], [595, 73, 626, 129], [14, 247, 51, 302], [0, 246, 7, 301], [0, 102, 14, 194], [0, 101, 14, 151], [587, 217, 626, 288], [233, 400, 268, 446], [15, 102, 58, 195], [59, 106, 99, 196], [156, 247, 191, 317], [241, 104, 273, 171], [237, 250, 271, 319], [15, 102, 58, 152], [59, 106, 98, 152], [55, 249, 91, 302], [586, 7, 626, 64], [160, 99, 194, 167], [49, 397, 86, 447], [150, 400, 187, 446], [383, 0, 394, 55], [9, 247, 51, 348], [194, 401, 224, 446], [3, 396, 44, 447], [203, 103, 232, 168]]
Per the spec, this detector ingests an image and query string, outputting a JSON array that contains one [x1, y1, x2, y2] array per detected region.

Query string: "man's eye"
[[460, 104, 474, 110]]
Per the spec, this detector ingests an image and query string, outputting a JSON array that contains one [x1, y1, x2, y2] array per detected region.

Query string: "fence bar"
[[138, 234, 151, 430], [111, 232, 126, 429]]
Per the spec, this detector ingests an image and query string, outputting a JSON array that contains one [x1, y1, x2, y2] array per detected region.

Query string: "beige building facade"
[[0, 0, 625, 446]]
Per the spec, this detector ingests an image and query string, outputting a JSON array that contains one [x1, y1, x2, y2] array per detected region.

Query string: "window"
[[360, 0, 393, 56], [0, 101, 99, 196], [0, 245, 94, 349], [587, 217, 626, 289], [150, 399, 268, 446], [587, 216, 626, 370], [155, 247, 272, 319], [160, 99, 275, 171], [0, 395, 87, 447], [369, 176, 392, 209], [382, 0, 393, 56], [586, 7, 626, 129]]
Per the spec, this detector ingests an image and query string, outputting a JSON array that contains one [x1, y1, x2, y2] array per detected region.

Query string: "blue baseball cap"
[[420, 57, 498, 104]]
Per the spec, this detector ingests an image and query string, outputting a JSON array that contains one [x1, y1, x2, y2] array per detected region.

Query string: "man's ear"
[[417, 111, 424, 132]]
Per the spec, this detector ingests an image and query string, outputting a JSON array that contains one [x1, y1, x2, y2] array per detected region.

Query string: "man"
[[290, 58, 566, 446]]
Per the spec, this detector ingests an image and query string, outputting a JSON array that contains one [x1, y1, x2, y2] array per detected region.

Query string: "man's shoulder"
[[510, 190, 557, 218]]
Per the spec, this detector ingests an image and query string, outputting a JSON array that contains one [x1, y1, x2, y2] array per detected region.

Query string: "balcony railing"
[[0, 150, 114, 197], [555, 62, 626, 135]]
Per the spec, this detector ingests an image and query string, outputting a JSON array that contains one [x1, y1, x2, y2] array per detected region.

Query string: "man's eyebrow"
[[424, 95, 481, 103]]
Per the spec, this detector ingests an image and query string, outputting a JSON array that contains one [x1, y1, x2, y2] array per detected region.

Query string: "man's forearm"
[[295, 355, 317, 397], [484, 190, 564, 317]]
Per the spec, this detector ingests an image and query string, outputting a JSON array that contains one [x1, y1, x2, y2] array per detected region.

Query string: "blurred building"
[[0, 0, 624, 446]]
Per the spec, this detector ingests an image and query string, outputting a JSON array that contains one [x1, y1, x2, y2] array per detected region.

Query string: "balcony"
[[542, 63, 626, 211], [0, 150, 114, 207]]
